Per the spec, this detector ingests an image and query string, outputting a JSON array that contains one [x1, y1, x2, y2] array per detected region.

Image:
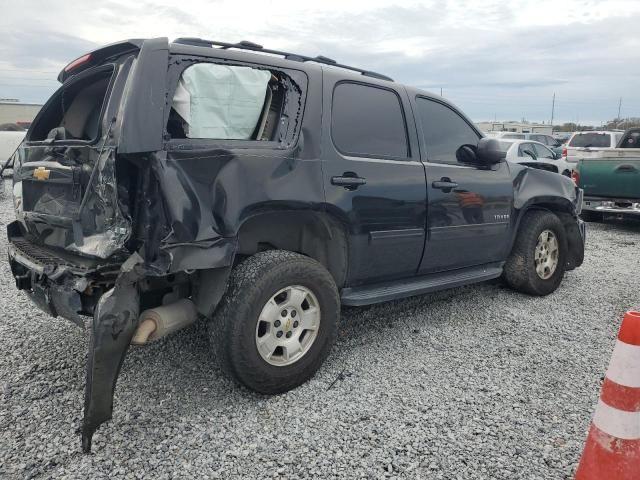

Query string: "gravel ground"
[[0, 178, 639, 479]]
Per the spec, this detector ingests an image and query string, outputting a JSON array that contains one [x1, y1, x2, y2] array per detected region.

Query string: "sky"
[[1, 0, 639, 125]]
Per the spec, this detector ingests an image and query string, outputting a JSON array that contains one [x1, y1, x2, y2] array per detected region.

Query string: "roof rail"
[[172, 38, 393, 82]]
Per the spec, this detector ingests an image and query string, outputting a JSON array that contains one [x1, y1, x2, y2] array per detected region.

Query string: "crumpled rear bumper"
[[8, 240, 87, 327], [7, 222, 143, 452], [7, 220, 124, 327]]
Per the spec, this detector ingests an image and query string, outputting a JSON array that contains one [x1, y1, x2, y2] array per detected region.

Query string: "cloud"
[[0, 0, 638, 123]]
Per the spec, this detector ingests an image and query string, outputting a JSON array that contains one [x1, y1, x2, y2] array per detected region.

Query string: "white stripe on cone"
[[592, 399, 640, 440], [606, 340, 640, 388]]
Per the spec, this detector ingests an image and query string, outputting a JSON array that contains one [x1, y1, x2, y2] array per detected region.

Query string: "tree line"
[[554, 118, 640, 132]]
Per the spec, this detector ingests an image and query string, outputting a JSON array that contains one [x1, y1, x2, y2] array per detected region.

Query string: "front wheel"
[[503, 210, 568, 296], [208, 251, 339, 394]]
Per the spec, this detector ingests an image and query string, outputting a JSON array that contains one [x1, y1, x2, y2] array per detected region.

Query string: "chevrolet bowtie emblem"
[[32, 167, 50, 180]]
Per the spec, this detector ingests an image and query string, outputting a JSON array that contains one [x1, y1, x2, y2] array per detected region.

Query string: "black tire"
[[503, 210, 568, 296], [208, 250, 339, 394]]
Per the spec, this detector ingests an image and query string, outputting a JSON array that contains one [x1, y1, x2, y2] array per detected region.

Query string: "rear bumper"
[[7, 222, 120, 326], [582, 197, 640, 216]]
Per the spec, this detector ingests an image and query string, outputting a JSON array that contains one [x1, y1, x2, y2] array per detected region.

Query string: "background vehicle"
[[574, 128, 640, 220], [0, 129, 26, 165], [487, 131, 564, 155], [563, 130, 623, 163], [553, 132, 572, 145], [6, 37, 586, 451], [494, 139, 573, 176]]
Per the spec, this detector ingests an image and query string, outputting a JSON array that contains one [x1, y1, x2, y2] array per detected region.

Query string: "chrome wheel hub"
[[534, 230, 559, 280], [255, 285, 321, 366]]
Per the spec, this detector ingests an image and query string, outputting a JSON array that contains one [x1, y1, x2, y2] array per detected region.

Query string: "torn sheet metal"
[[81, 253, 143, 453], [12, 144, 130, 259]]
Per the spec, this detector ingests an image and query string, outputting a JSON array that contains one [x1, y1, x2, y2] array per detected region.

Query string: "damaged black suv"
[[7, 38, 585, 451]]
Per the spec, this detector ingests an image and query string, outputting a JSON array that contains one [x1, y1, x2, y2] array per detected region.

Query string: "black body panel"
[[6, 37, 586, 452]]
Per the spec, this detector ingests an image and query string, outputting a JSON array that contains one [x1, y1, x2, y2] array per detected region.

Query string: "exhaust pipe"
[[131, 299, 197, 345]]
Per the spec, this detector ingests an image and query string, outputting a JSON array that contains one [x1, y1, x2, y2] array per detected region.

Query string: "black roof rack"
[[172, 38, 393, 82]]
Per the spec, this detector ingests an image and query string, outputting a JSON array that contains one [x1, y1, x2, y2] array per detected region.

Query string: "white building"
[[0, 100, 42, 128], [475, 121, 553, 135]]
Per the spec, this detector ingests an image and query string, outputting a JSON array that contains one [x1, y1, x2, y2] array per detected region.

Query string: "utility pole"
[[550, 93, 555, 131], [440, 87, 443, 96], [617, 97, 622, 120]]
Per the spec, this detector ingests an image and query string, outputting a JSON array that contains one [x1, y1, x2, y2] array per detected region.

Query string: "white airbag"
[[173, 64, 270, 140]]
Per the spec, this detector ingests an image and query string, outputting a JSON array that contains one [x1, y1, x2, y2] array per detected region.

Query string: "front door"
[[412, 96, 513, 273], [321, 73, 427, 285]]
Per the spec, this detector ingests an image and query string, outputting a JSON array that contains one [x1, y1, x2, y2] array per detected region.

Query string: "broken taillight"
[[64, 53, 92, 72], [571, 169, 580, 186]]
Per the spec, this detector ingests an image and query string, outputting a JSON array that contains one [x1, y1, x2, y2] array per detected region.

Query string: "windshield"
[[569, 133, 611, 148]]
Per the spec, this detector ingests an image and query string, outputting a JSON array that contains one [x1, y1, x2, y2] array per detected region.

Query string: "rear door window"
[[167, 62, 306, 144], [331, 83, 408, 159], [414, 97, 480, 164], [28, 67, 114, 142], [569, 133, 611, 148]]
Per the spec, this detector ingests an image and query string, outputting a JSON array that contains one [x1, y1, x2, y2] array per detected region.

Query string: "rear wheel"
[[503, 210, 568, 296], [208, 250, 339, 394]]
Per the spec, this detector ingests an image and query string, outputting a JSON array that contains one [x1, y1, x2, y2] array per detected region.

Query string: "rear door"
[[412, 96, 513, 273], [321, 72, 427, 285]]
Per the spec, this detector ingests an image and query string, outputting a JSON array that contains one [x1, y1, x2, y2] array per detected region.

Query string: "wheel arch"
[[235, 210, 349, 288], [508, 197, 584, 270]]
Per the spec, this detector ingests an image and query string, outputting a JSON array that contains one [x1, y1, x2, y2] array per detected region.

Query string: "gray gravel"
[[0, 177, 639, 479]]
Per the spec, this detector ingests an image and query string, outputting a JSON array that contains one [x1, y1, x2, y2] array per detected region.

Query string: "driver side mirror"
[[476, 138, 506, 165]]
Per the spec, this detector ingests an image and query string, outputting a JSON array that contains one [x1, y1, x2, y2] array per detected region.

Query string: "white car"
[[0, 130, 25, 165], [494, 139, 573, 177], [563, 130, 624, 164], [486, 131, 563, 154]]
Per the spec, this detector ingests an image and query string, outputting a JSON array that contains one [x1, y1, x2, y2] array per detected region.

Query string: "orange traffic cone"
[[576, 311, 640, 480]]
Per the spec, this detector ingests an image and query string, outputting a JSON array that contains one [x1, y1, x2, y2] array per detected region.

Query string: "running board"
[[340, 264, 503, 306]]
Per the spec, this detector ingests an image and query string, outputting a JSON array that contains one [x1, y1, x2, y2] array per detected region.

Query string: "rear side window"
[[169, 63, 282, 141], [331, 83, 408, 159], [569, 133, 611, 148], [29, 68, 113, 142], [415, 97, 480, 164]]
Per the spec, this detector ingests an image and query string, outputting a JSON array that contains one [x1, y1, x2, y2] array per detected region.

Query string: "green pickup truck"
[[574, 128, 640, 220]]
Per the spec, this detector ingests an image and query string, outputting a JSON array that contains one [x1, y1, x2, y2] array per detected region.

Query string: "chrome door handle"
[[432, 179, 458, 190], [331, 174, 367, 190]]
